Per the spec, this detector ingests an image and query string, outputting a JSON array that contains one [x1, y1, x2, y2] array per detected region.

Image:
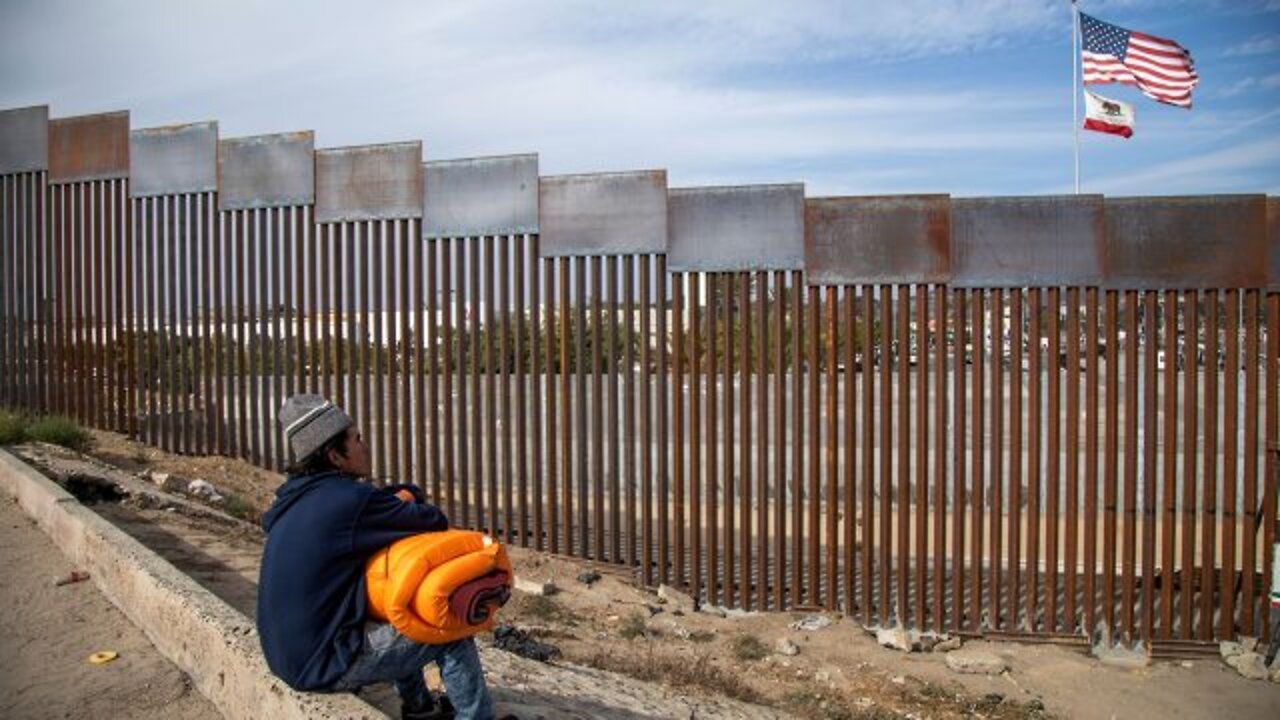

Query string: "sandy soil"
[[17, 428, 1280, 719], [0, 496, 220, 720]]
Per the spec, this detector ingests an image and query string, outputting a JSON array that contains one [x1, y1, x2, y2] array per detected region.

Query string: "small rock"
[[646, 604, 663, 617], [790, 614, 833, 632], [698, 605, 727, 618], [657, 584, 696, 612], [775, 638, 800, 656], [934, 636, 962, 653], [514, 578, 558, 596], [1219, 640, 1243, 660], [185, 478, 223, 503], [815, 670, 831, 683], [1180, 661, 1194, 669], [890, 675, 906, 685], [576, 569, 601, 586], [945, 650, 1008, 675], [1226, 651, 1268, 681], [876, 625, 919, 653], [605, 615, 620, 623]]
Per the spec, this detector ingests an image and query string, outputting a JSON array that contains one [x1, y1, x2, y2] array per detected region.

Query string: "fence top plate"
[[423, 153, 538, 238], [315, 141, 423, 223], [0, 105, 49, 175], [129, 121, 217, 198], [539, 170, 667, 256], [804, 194, 950, 285], [1103, 194, 1267, 290], [49, 110, 129, 184], [1268, 197, 1279, 291], [666, 182, 805, 272], [218, 131, 315, 210], [951, 195, 1105, 288]]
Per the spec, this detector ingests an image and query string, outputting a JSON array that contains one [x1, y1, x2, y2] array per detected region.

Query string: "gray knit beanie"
[[278, 394, 354, 463]]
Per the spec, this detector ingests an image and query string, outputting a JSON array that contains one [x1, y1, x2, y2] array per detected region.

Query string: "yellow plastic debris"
[[88, 651, 118, 665]]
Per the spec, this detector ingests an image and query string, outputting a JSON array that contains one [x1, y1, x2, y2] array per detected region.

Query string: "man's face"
[[330, 427, 372, 478]]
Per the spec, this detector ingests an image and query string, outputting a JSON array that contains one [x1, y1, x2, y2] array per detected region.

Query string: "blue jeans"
[[331, 622, 494, 720]]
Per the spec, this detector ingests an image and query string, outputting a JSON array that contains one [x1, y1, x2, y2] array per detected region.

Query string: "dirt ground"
[[10, 428, 1280, 719], [0, 496, 220, 720]]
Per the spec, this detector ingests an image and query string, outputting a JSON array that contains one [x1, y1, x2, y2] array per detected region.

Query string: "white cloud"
[[1083, 136, 1280, 194], [1223, 33, 1280, 56]]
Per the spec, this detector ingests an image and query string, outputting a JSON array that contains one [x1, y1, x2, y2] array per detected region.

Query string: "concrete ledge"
[[0, 448, 387, 720]]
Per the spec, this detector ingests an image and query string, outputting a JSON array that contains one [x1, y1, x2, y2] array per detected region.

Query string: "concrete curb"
[[0, 447, 387, 720]]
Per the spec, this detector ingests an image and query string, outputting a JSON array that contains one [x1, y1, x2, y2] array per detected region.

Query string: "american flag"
[[1080, 12, 1198, 108]]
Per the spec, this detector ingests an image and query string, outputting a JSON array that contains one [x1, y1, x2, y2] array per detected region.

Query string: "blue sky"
[[2, 0, 1277, 197]]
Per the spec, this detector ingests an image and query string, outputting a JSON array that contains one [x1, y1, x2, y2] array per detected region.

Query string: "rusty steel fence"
[[2, 105, 1279, 652]]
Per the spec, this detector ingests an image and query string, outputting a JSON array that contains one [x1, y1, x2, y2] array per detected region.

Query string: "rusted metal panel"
[[1268, 197, 1278, 291], [952, 195, 1104, 288], [1104, 195, 1268, 290], [423, 153, 538, 237], [129, 121, 217, 197], [218, 131, 315, 210], [315, 141, 422, 223], [539, 170, 667, 256], [0, 105, 48, 174], [48, 111, 129, 184], [804, 194, 950, 285], [666, 183, 804, 272]]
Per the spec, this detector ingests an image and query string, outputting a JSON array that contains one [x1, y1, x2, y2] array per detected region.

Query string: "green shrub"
[[0, 409, 27, 445], [619, 611, 650, 640], [729, 633, 769, 661], [25, 415, 93, 452]]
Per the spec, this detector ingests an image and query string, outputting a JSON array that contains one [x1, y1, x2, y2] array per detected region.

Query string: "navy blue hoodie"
[[256, 471, 449, 690]]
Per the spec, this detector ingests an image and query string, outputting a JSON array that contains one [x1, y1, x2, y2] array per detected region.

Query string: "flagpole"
[[1072, 0, 1081, 194]]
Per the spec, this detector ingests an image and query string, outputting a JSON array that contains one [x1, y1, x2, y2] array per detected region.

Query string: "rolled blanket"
[[365, 529, 513, 644], [449, 570, 511, 625]]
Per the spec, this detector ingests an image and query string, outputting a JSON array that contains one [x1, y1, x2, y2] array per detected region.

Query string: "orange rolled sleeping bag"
[[364, 529, 513, 645]]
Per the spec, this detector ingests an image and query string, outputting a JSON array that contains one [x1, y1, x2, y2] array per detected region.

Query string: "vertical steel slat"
[[658, 255, 671, 586], [1221, 290, 1239, 638], [300, 208, 312, 399], [100, 181, 112, 429], [1241, 290, 1258, 636], [1009, 289, 1024, 629], [175, 195, 188, 451], [1028, 288, 1043, 631], [467, 237, 482, 520], [971, 289, 984, 631], [79, 183, 90, 426], [20, 176, 29, 412], [899, 285, 912, 622], [1048, 287, 1062, 632], [845, 286, 858, 616], [807, 283, 819, 608], [577, 256, 589, 556], [66, 188, 76, 420], [319, 225, 332, 401], [387, 224, 401, 482], [39, 175, 50, 415], [1083, 289, 1100, 636], [417, 232, 430, 497], [1103, 290, 1119, 640], [707, 273, 720, 603], [591, 255, 603, 558], [527, 236, 541, 548], [360, 223, 373, 478], [33, 177, 42, 414], [1200, 291, 1218, 640], [513, 236, 526, 542], [229, 206, 241, 454], [607, 257, 620, 559], [125, 183, 137, 439], [1122, 290, 1138, 642], [772, 273, 785, 610], [544, 254, 558, 553], [401, 222, 414, 486], [1160, 290, 1177, 639], [291, 206, 303, 409], [671, 268, 684, 581], [860, 284, 875, 622], [1141, 291, 1158, 644], [1180, 292, 1199, 639], [758, 274, 771, 608], [373, 222, 387, 482], [620, 258, 634, 566], [825, 286, 838, 611], [73, 184, 83, 424], [1, 177, 9, 407], [201, 195, 214, 451], [790, 273, 803, 608], [92, 181, 103, 428], [261, 207, 274, 465], [742, 271, 747, 602], [559, 256, 571, 552], [244, 208, 258, 462], [484, 236, 498, 529], [952, 288, 966, 631], [160, 195, 173, 450], [441, 238, 455, 519], [192, 197, 204, 454], [339, 225, 353, 418], [1065, 287, 1081, 634], [690, 272, 703, 599], [991, 289, 1005, 629], [879, 285, 892, 624], [727, 274, 739, 606], [1262, 292, 1278, 644], [933, 285, 947, 633]]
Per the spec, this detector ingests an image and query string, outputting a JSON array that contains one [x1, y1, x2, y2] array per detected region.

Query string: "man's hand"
[[395, 489, 416, 503]]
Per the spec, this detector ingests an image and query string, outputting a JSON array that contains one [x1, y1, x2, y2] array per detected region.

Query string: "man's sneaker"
[[400, 694, 455, 720]]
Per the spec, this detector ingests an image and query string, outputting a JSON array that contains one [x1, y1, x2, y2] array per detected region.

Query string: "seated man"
[[257, 394, 497, 720]]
